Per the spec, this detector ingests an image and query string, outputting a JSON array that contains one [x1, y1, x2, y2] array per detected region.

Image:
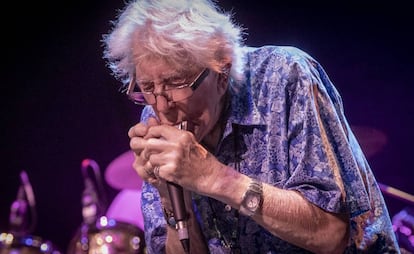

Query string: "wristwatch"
[[239, 179, 263, 217]]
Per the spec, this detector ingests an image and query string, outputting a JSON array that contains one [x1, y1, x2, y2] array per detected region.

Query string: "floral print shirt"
[[140, 46, 400, 253]]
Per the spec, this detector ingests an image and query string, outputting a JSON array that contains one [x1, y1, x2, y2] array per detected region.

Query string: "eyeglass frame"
[[126, 68, 210, 105]]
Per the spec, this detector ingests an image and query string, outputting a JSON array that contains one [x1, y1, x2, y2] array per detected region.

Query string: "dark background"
[[1, 0, 413, 252]]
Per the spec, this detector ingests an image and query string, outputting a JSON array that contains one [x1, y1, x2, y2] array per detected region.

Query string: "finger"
[[141, 160, 157, 181], [146, 150, 178, 172], [128, 122, 149, 138], [132, 155, 149, 179], [138, 136, 172, 156], [144, 167, 156, 179], [147, 117, 160, 127], [145, 165, 162, 187], [130, 127, 173, 150], [129, 136, 147, 155], [140, 146, 155, 162], [145, 124, 191, 142], [153, 166, 161, 179]]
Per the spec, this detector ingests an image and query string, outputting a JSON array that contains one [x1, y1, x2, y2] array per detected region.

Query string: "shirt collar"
[[221, 78, 266, 139]]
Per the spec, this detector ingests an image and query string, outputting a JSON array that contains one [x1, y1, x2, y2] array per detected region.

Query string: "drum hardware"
[[81, 158, 109, 225], [67, 158, 145, 253], [79, 158, 109, 253], [8, 170, 36, 237], [392, 206, 414, 253], [378, 183, 414, 253], [378, 183, 414, 206], [0, 170, 62, 254]]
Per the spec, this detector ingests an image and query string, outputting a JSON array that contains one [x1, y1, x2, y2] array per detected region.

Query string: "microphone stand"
[[9, 170, 37, 237]]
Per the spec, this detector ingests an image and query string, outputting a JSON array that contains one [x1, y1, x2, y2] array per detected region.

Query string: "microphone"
[[167, 121, 190, 253]]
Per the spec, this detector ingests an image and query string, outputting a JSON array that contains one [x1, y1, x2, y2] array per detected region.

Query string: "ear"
[[217, 63, 232, 95]]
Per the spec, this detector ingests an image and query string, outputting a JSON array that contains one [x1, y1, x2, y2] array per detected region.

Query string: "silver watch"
[[239, 179, 263, 217]]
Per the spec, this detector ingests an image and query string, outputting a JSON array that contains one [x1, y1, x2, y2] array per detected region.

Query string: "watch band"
[[239, 179, 263, 217]]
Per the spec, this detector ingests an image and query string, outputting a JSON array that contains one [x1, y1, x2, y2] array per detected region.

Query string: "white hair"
[[102, 0, 246, 86]]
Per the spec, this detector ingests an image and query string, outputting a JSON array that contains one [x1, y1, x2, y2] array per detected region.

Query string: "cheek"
[[182, 88, 218, 135], [186, 93, 211, 120], [189, 83, 220, 117]]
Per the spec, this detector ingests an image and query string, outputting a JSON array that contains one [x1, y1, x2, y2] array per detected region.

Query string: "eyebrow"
[[137, 70, 190, 83]]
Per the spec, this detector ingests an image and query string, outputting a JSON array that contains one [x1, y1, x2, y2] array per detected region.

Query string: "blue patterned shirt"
[[140, 46, 400, 253]]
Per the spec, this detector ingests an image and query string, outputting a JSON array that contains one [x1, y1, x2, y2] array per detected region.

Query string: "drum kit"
[[0, 157, 146, 254], [65, 158, 145, 254], [1, 125, 413, 253]]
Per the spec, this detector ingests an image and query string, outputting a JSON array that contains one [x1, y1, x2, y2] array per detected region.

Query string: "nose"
[[151, 83, 167, 111], [154, 94, 175, 112]]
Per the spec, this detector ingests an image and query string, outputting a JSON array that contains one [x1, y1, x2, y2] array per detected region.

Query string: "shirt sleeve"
[[280, 47, 371, 216]]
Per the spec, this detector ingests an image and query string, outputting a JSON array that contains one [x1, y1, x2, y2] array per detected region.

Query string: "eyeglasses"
[[126, 68, 210, 105]]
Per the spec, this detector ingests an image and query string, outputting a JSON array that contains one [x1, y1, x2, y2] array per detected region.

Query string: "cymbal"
[[105, 150, 143, 190], [351, 125, 387, 158], [106, 189, 145, 230]]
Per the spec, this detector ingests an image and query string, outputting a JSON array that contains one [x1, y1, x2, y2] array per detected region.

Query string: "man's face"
[[135, 59, 227, 142]]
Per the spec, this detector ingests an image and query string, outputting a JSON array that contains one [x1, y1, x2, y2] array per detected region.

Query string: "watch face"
[[247, 196, 260, 209], [240, 180, 263, 216]]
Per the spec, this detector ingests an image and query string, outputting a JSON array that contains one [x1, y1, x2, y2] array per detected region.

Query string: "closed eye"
[[137, 81, 154, 92], [163, 77, 188, 90]]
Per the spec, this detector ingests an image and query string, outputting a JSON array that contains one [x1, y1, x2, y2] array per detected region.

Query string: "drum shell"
[[0, 232, 62, 254], [67, 217, 145, 254]]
